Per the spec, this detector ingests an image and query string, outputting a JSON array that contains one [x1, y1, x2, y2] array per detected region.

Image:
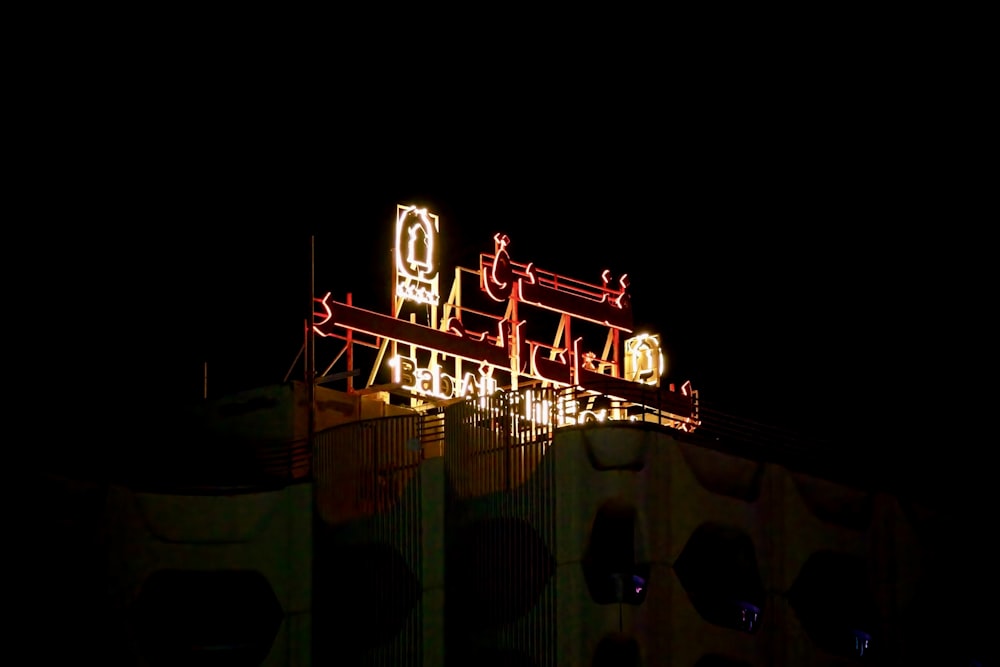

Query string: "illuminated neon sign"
[[480, 233, 633, 330], [395, 205, 440, 306], [475, 387, 695, 433], [315, 292, 594, 388], [313, 204, 700, 430], [390, 355, 498, 402], [624, 334, 664, 387]]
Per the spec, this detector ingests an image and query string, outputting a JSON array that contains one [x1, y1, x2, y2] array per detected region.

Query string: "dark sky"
[[140, 155, 980, 447], [177, 190, 852, 429], [104, 162, 988, 509], [24, 34, 996, 665], [42, 51, 992, 502]]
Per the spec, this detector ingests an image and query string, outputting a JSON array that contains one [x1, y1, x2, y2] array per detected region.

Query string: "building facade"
[[38, 379, 984, 666]]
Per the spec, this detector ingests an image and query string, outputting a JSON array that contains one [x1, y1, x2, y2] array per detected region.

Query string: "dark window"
[[674, 523, 765, 633], [132, 569, 283, 667]]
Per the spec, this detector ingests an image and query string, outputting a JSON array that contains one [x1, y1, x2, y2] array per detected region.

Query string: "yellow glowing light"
[[395, 205, 440, 306], [390, 354, 497, 402], [579, 409, 608, 423], [624, 333, 664, 386]]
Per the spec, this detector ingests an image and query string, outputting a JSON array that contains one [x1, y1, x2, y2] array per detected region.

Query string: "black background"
[[33, 35, 994, 505]]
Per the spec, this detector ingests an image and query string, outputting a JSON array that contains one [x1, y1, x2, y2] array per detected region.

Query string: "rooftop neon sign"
[[313, 204, 699, 429], [480, 232, 633, 330], [395, 205, 440, 307]]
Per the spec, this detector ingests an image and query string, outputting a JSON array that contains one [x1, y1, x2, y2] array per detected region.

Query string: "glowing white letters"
[[491, 388, 650, 433], [395, 205, 440, 306], [390, 355, 498, 402], [624, 334, 664, 387]]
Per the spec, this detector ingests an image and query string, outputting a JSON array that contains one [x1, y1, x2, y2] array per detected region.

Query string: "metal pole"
[[308, 236, 316, 455], [346, 292, 354, 392]]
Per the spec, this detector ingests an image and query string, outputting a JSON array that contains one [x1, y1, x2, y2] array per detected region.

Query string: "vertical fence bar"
[[314, 415, 428, 666]]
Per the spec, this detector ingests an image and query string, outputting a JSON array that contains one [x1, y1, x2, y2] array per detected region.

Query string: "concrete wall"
[[103, 482, 312, 666], [197, 381, 412, 442], [49, 388, 990, 665], [443, 419, 954, 665]]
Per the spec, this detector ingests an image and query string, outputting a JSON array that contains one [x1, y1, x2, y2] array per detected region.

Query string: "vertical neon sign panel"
[[624, 333, 665, 386], [395, 205, 440, 306]]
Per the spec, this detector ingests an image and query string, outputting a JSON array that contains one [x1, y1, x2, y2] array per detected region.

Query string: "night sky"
[[43, 55, 992, 508], [151, 162, 969, 420], [139, 165, 986, 495]]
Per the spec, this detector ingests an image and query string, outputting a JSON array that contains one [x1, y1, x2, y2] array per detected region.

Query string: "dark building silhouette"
[[38, 379, 996, 666]]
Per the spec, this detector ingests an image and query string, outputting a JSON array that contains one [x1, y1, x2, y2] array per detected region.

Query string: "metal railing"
[[441, 382, 700, 499], [111, 382, 697, 496], [112, 433, 312, 494], [444, 389, 556, 500], [314, 412, 440, 524]]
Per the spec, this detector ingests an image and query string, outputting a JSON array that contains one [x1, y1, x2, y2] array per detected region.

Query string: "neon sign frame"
[[394, 205, 440, 308]]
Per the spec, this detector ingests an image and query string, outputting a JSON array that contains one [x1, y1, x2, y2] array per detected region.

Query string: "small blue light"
[[849, 628, 872, 657], [733, 601, 761, 632]]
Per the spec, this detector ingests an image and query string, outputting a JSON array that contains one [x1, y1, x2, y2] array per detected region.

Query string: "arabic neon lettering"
[[314, 293, 679, 400], [529, 336, 582, 386], [480, 235, 633, 330], [318, 296, 699, 431], [319, 292, 595, 389], [444, 317, 489, 342], [499, 318, 528, 373], [482, 233, 513, 302], [311, 208, 700, 433], [601, 270, 631, 310]]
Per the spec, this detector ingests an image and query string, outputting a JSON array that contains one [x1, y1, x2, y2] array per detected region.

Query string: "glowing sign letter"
[[482, 233, 514, 302], [624, 333, 664, 386], [391, 355, 418, 388], [529, 337, 581, 386], [391, 354, 495, 402], [395, 205, 440, 306], [498, 318, 528, 373]]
